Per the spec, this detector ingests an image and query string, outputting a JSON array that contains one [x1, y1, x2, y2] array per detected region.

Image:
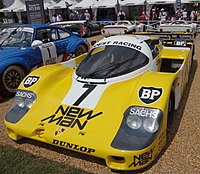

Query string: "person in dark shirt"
[[117, 10, 126, 20]]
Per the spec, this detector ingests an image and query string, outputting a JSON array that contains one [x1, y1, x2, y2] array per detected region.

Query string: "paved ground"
[[0, 34, 200, 174]]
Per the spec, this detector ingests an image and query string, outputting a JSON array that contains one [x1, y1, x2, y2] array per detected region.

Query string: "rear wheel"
[[75, 44, 88, 57], [0, 65, 26, 97]]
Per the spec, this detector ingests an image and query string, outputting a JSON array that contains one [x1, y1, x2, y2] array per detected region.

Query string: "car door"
[[51, 27, 72, 62], [28, 28, 59, 67]]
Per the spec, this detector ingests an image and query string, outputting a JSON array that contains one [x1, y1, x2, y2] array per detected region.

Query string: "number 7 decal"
[[73, 84, 97, 106]]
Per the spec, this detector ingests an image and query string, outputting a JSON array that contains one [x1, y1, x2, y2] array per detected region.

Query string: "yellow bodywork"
[[4, 39, 193, 171]]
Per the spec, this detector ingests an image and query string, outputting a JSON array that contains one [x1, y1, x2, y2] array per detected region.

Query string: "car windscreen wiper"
[[0, 27, 18, 49], [81, 57, 134, 79]]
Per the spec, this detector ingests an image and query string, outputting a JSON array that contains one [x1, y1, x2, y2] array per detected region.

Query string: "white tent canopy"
[[121, 0, 146, 6], [0, 0, 24, 12], [48, 0, 78, 9], [147, 0, 176, 4], [71, 0, 100, 10], [0, 0, 58, 12], [181, 0, 200, 3], [94, 0, 118, 8]]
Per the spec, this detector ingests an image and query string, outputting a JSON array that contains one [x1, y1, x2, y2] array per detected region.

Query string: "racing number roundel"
[[139, 86, 163, 104]]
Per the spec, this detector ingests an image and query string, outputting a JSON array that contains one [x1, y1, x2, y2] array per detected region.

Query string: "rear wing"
[[134, 31, 196, 39], [162, 39, 193, 48], [134, 31, 195, 47]]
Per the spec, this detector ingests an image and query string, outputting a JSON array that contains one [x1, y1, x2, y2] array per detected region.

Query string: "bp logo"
[[23, 76, 40, 88], [139, 86, 163, 104]]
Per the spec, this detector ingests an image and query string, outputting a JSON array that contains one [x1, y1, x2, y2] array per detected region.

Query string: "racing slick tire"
[[0, 65, 26, 97], [75, 44, 88, 57], [167, 91, 175, 130], [132, 28, 136, 33]]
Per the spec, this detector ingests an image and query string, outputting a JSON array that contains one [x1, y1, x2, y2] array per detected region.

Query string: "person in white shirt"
[[190, 10, 196, 22], [182, 9, 188, 21], [56, 14, 62, 22], [84, 10, 91, 20], [51, 14, 56, 23], [159, 8, 167, 22]]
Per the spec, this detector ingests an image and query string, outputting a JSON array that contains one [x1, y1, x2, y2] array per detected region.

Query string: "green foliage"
[[0, 145, 91, 174]]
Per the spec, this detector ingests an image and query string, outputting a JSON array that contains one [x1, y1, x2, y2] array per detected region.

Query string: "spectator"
[[176, 9, 182, 20], [69, 11, 75, 20], [45, 15, 50, 24], [88, 6, 93, 20], [84, 10, 91, 20], [190, 10, 196, 22], [80, 12, 86, 20], [151, 8, 157, 21], [13, 12, 19, 23], [52, 14, 56, 22], [117, 9, 126, 20], [140, 12, 146, 21], [56, 14, 63, 22], [159, 8, 167, 22], [182, 8, 188, 21]]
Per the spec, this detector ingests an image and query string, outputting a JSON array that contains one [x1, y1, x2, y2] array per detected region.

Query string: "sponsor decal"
[[129, 147, 155, 168], [94, 40, 142, 51], [52, 139, 95, 154], [129, 107, 159, 119], [158, 129, 166, 151], [174, 40, 186, 46], [54, 127, 66, 136], [139, 86, 163, 104], [15, 90, 34, 99], [41, 105, 102, 130], [23, 76, 40, 88]]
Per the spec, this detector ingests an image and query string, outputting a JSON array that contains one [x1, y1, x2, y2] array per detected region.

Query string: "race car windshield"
[[1, 27, 33, 47], [76, 45, 149, 79]]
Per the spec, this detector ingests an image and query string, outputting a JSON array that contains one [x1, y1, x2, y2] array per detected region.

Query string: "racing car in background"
[[51, 20, 103, 37], [4, 32, 194, 171], [101, 20, 156, 37], [158, 20, 198, 33], [0, 24, 89, 97], [101, 20, 146, 37]]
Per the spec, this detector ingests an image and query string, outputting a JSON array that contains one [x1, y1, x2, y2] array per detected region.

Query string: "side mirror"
[[31, 40, 43, 49], [91, 40, 96, 46]]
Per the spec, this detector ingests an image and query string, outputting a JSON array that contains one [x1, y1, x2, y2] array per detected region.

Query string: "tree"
[[0, 0, 5, 9]]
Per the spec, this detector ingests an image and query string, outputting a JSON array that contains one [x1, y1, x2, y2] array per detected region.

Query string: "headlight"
[[127, 115, 142, 129], [126, 106, 161, 133], [143, 118, 159, 133], [111, 106, 163, 150], [5, 90, 36, 123]]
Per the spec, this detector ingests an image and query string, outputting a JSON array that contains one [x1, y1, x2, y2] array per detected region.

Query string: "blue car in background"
[[0, 24, 89, 97]]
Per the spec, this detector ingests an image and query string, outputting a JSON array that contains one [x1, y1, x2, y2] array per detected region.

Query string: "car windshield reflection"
[[76, 45, 149, 79], [1, 27, 34, 47]]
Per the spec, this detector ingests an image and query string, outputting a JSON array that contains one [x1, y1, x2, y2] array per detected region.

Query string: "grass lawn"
[[0, 145, 91, 174]]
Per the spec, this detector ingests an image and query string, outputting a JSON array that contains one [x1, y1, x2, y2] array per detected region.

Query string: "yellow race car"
[[4, 33, 194, 171]]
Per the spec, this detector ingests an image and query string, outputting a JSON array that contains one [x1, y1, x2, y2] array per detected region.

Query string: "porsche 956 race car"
[[4, 33, 194, 171]]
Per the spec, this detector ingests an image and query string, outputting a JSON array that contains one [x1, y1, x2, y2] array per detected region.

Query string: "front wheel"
[[75, 44, 88, 57], [167, 91, 175, 130], [0, 65, 26, 97]]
